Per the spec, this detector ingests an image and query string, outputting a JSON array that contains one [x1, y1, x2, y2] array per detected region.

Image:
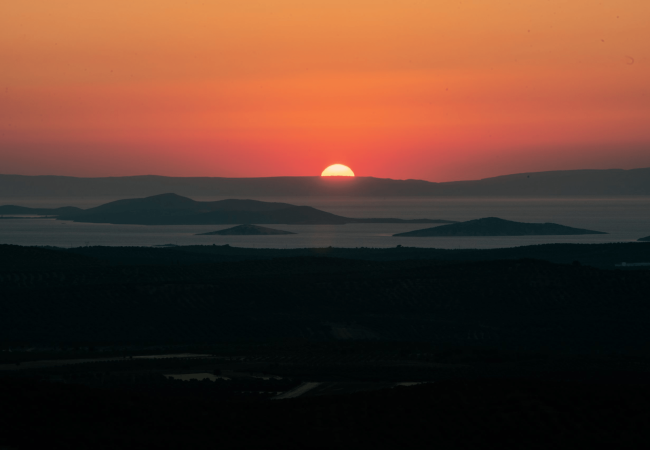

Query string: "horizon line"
[[1, 166, 649, 184]]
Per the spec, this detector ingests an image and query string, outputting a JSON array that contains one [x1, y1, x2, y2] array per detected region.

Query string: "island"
[[197, 224, 296, 236], [0, 193, 456, 226], [393, 217, 608, 237], [639, 236, 650, 242]]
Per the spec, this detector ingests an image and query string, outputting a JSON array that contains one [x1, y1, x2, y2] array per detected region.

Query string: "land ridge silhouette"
[[2, 167, 650, 198]]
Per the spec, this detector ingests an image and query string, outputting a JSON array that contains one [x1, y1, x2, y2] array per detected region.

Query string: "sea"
[[0, 197, 648, 249]]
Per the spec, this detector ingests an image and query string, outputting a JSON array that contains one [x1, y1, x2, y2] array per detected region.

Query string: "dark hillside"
[[58, 242, 650, 269], [75, 192, 199, 214], [1, 257, 649, 352], [2, 243, 650, 448], [71, 193, 296, 215]]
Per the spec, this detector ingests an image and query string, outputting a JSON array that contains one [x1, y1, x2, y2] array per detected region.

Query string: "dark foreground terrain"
[[1, 242, 650, 448], [2, 377, 650, 449]]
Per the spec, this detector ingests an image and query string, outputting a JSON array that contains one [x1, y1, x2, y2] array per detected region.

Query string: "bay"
[[0, 197, 648, 249]]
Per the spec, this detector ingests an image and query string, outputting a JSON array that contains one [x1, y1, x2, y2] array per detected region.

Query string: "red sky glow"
[[1, 0, 649, 181]]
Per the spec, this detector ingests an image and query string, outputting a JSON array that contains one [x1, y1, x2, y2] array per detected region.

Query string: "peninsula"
[[393, 217, 607, 237], [0, 206, 83, 216], [0, 193, 455, 226], [198, 224, 296, 235]]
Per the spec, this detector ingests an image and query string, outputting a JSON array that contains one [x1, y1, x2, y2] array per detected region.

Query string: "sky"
[[1, 0, 649, 181]]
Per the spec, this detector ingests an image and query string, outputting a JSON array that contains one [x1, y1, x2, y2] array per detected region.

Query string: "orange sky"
[[1, 0, 649, 181]]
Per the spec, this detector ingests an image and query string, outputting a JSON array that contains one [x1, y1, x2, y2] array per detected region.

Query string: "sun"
[[321, 164, 355, 177]]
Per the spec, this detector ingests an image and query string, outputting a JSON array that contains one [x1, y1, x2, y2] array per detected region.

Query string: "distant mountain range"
[[394, 217, 607, 237], [1, 167, 650, 199], [0, 194, 454, 225]]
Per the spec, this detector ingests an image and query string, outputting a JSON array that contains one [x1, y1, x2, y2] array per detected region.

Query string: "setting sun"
[[321, 164, 355, 177]]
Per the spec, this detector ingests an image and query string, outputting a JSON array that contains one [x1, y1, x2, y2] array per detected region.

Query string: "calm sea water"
[[0, 197, 648, 249]]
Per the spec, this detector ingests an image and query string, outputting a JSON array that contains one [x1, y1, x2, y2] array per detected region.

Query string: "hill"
[[198, 224, 296, 235], [52, 194, 351, 225], [639, 236, 650, 242], [2, 167, 650, 199], [80, 195, 295, 214], [394, 217, 607, 237]]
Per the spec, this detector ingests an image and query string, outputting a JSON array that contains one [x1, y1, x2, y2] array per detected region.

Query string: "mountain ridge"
[[2, 167, 650, 198]]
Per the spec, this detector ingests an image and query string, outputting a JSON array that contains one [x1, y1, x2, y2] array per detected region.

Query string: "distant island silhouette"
[[639, 236, 650, 242], [197, 224, 296, 235], [0, 193, 455, 225], [393, 217, 607, 237], [1, 167, 650, 199]]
